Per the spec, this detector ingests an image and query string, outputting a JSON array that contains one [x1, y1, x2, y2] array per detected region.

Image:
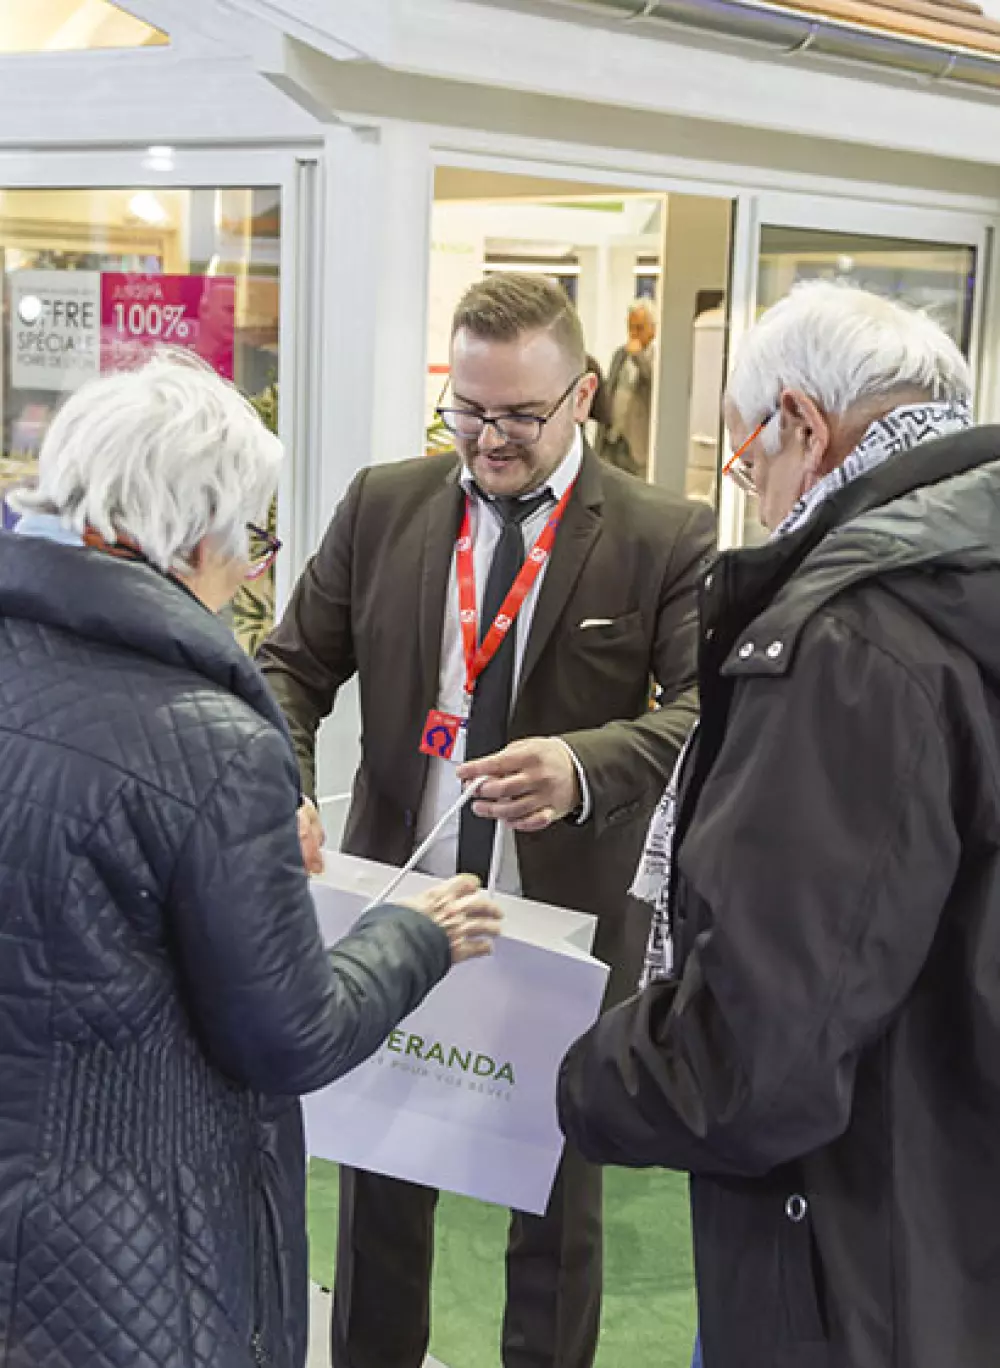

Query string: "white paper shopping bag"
[[302, 853, 609, 1215]]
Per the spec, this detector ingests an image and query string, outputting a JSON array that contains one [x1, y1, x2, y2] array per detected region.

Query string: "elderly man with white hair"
[[596, 297, 658, 477], [559, 281, 1000, 1368], [0, 353, 500, 1368]]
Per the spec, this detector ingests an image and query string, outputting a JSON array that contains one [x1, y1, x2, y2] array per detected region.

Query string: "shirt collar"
[[459, 425, 583, 504], [12, 512, 84, 547]]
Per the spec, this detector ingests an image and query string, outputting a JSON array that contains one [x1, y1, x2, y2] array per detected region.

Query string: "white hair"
[[727, 281, 972, 451], [13, 351, 282, 574]]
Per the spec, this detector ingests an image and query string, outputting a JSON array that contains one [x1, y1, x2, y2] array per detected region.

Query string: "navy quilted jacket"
[[0, 532, 451, 1368]]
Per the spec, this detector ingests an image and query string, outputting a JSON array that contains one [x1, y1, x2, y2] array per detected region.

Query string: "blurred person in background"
[[585, 349, 611, 431], [0, 354, 500, 1368], [193, 275, 237, 379], [559, 280, 1000, 1368], [258, 272, 715, 1368], [596, 297, 657, 479]]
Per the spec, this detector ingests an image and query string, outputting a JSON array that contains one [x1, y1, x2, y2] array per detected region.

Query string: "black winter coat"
[[0, 533, 451, 1368], [559, 427, 1000, 1368]]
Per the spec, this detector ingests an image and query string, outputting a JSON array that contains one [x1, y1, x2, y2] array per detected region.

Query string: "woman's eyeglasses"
[[246, 522, 282, 580], [722, 411, 777, 495]]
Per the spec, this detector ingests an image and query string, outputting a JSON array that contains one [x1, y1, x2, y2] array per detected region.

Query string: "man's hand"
[[297, 797, 326, 875], [457, 738, 581, 833]]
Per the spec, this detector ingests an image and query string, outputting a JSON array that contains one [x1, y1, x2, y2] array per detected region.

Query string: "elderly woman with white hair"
[[0, 354, 500, 1368], [559, 282, 1000, 1367]]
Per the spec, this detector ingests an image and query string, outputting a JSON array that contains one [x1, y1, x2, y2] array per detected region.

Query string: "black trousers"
[[331, 1142, 602, 1368], [330, 897, 649, 1368]]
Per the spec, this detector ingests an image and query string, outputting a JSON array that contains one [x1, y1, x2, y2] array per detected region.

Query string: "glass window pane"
[[758, 226, 976, 350], [426, 179, 668, 484], [0, 185, 281, 652], [0, 1, 168, 53], [740, 224, 977, 543], [427, 171, 733, 519]]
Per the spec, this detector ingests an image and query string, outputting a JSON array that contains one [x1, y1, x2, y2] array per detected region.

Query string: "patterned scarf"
[[635, 398, 972, 988]]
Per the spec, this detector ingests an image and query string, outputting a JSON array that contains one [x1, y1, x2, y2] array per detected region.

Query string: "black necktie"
[[457, 490, 553, 884]]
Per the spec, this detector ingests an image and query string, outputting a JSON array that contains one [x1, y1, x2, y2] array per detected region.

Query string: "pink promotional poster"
[[1, 270, 239, 530], [100, 274, 236, 381]]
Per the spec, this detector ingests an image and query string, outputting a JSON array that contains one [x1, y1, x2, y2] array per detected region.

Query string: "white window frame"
[[407, 136, 1000, 551], [719, 190, 998, 548], [0, 143, 323, 610]]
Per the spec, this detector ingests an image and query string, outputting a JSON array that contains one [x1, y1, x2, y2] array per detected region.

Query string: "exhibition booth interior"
[[0, 166, 983, 635], [1, 4, 1000, 1364]]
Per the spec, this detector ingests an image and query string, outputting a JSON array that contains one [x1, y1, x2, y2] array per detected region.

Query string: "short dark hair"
[[451, 273, 586, 371]]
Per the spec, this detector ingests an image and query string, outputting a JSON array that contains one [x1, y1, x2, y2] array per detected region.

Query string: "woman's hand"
[[297, 797, 326, 875], [401, 874, 503, 964]]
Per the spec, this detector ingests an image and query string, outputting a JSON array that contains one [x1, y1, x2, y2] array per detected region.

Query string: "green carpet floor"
[[308, 1160, 697, 1367]]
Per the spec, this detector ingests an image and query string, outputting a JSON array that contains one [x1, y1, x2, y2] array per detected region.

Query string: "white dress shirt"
[[414, 428, 588, 893]]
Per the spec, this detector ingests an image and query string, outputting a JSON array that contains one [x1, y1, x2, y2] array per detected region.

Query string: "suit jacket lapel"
[[518, 445, 605, 694], [419, 466, 466, 709]]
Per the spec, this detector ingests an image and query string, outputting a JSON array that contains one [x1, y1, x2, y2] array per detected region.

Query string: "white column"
[[369, 122, 435, 468], [652, 195, 732, 497], [574, 244, 600, 358], [606, 244, 637, 364], [314, 120, 434, 525], [591, 242, 615, 373], [308, 124, 388, 819], [309, 121, 435, 825], [315, 124, 383, 534]]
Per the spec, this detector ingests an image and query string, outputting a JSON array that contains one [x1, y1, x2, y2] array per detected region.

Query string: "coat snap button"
[[766, 640, 784, 659], [704, 572, 714, 591], [705, 627, 715, 642], [785, 1194, 808, 1223], [738, 642, 754, 659]]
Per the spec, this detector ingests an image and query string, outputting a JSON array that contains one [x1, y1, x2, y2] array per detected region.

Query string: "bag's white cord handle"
[[362, 777, 487, 913]]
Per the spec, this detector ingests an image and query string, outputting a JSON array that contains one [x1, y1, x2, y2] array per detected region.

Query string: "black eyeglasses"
[[436, 373, 585, 447], [246, 521, 282, 581]]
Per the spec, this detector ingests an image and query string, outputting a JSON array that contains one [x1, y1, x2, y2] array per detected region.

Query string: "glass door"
[[721, 194, 991, 547], [427, 164, 734, 505], [0, 146, 319, 653], [0, 183, 282, 651]]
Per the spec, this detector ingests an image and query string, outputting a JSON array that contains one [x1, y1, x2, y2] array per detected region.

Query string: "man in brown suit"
[[258, 273, 715, 1368]]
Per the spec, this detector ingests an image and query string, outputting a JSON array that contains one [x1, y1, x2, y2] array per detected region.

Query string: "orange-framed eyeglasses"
[[721, 410, 777, 495]]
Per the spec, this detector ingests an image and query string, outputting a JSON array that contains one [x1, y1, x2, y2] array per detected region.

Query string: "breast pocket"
[[575, 609, 644, 642], [560, 609, 649, 722]]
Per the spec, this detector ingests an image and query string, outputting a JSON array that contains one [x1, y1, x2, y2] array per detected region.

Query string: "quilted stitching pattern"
[[0, 536, 293, 1368], [12, 1165, 190, 1366]]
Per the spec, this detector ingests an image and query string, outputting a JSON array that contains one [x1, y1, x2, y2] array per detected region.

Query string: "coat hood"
[[718, 426, 1000, 690], [0, 532, 289, 735]]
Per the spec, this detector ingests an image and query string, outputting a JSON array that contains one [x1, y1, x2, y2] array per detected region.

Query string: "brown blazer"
[[259, 447, 716, 989]]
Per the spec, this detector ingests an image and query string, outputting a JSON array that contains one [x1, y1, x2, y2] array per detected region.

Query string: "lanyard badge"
[[420, 709, 464, 760], [419, 481, 577, 761]]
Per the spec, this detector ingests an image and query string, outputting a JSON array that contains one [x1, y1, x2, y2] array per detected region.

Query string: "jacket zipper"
[[248, 1147, 272, 1366]]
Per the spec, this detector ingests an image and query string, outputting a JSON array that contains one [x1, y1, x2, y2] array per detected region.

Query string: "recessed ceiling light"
[[128, 191, 169, 225]]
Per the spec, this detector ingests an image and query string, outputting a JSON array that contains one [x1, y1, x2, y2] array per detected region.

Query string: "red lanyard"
[[456, 482, 576, 699]]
